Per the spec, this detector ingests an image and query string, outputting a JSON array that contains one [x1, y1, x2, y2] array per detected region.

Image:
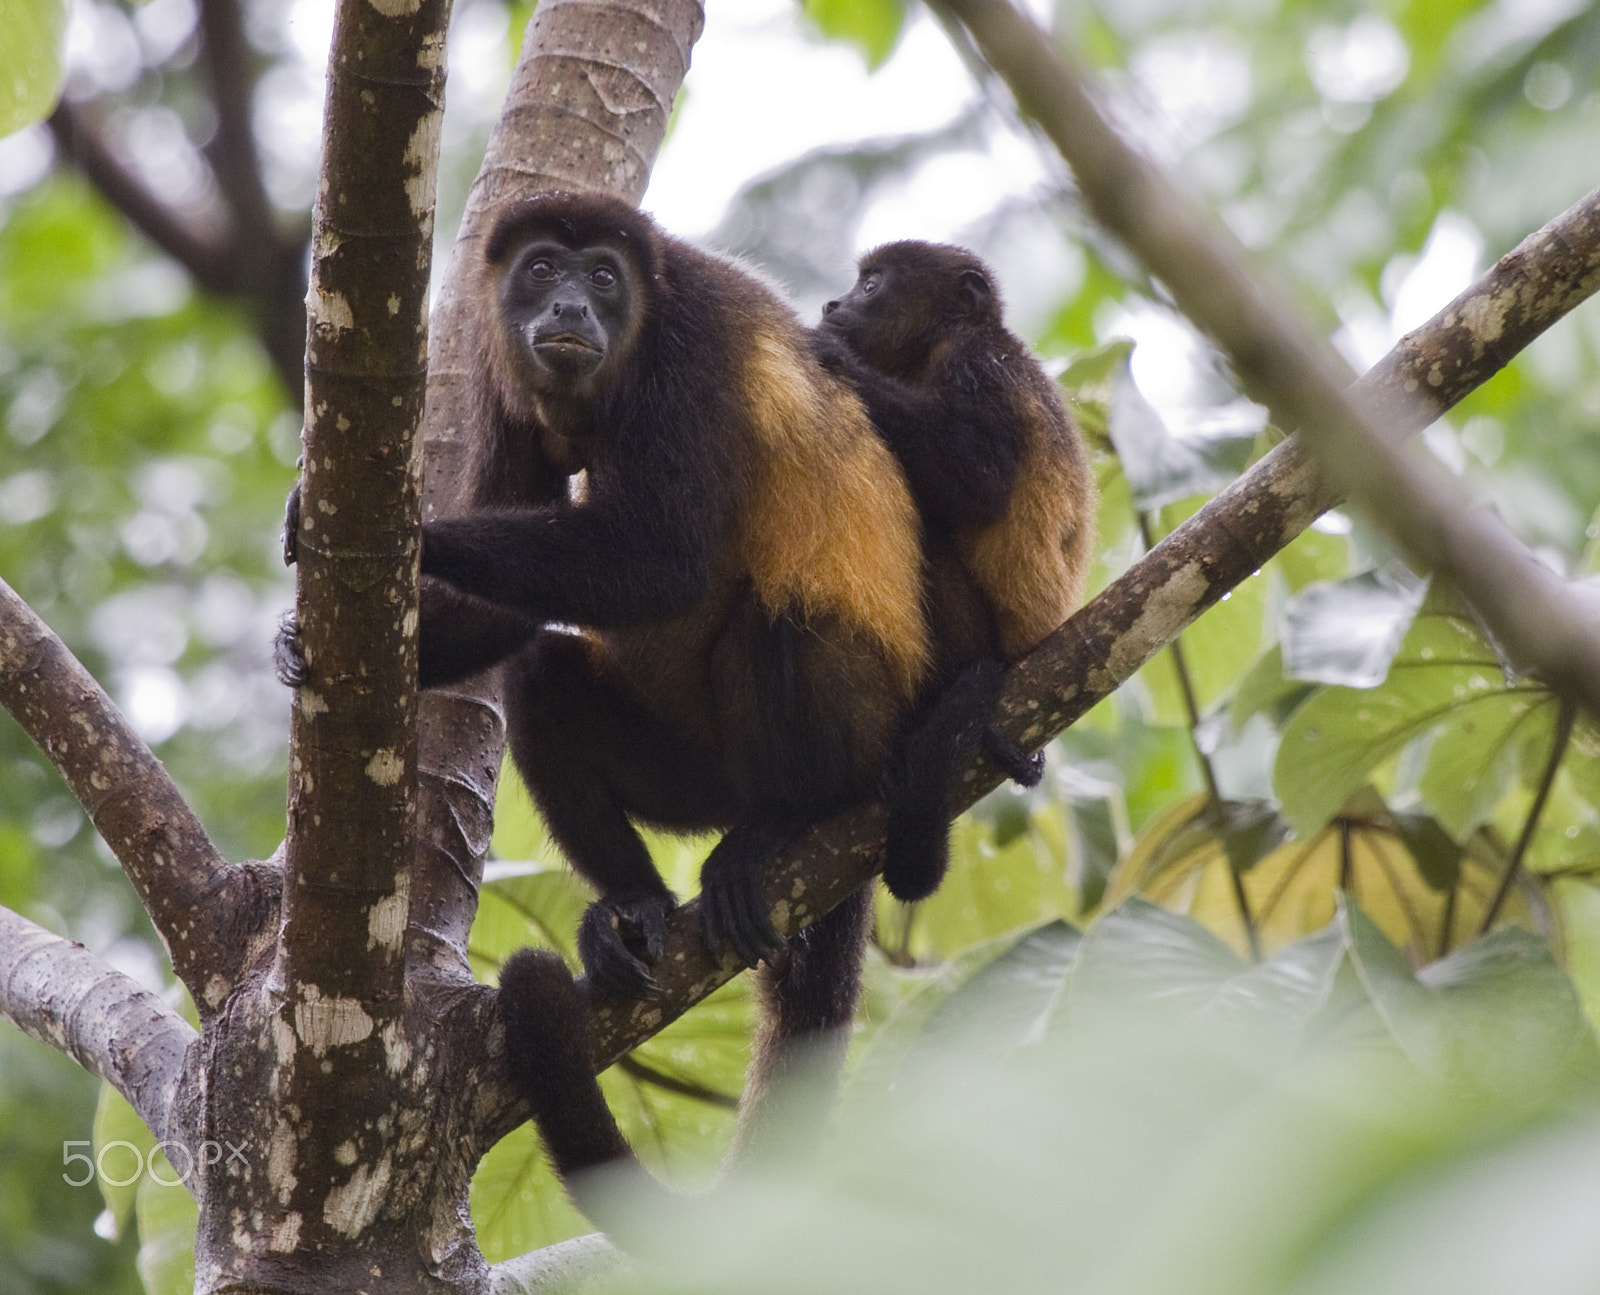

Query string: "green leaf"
[[914, 920, 1082, 1060], [1390, 811, 1461, 893], [1067, 897, 1246, 1021], [1058, 339, 1135, 450], [1280, 569, 1427, 687], [132, 1148, 198, 1295], [1274, 608, 1545, 835], [93, 1086, 153, 1238], [1343, 897, 1591, 1087], [801, 0, 905, 69], [898, 801, 1076, 961], [1107, 352, 1252, 510], [0, 0, 66, 136]]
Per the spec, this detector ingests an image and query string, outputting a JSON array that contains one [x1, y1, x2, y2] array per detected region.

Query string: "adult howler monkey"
[[814, 240, 1097, 904], [404, 195, 935, 1163]]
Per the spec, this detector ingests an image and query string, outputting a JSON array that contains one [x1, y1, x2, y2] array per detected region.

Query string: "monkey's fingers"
[[273, 613, 309, 688], [983, 725, 1045, 788], [699, 853, 786, 969], [576, 894, 671, 999]]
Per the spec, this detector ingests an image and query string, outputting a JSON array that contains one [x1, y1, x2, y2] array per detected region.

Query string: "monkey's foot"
[[699, 823, 791, 970], [273, 613, 309, 688], [881, 809, 951, 905], [983, 724, 1044, 788], [578, 892, 673, 999]]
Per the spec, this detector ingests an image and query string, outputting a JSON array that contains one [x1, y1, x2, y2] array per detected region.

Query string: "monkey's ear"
[[957, 268, 992, 317]]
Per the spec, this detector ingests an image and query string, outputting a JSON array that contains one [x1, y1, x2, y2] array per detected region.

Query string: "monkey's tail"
[[498, 948, 673, 1235], [725, 885, 874, 1167]]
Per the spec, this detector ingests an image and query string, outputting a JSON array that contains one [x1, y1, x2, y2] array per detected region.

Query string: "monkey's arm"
[[820, 342, 1024, 529], [421, 422, 736, 629], [418, 581, 542, 688]]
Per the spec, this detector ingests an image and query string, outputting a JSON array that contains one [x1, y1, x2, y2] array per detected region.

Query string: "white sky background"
[[1, 0, 1489, 395]]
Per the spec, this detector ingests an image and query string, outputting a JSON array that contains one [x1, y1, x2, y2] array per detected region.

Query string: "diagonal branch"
[[937, 0, 1600, 718], [0, 905, 196, 1147], [0, 577, 261, 1005], [570, 174, 1600, 1072]]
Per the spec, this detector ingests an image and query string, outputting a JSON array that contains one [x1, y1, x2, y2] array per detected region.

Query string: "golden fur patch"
[[962, 388, 1097, 659], [737, 328, 931, 699]]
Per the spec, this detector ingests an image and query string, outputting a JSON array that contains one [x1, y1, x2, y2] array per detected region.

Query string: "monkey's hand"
[[273, 611, 309, 688], [983, 725, 1044, 788], [577, 891, 674, 1000], [698, 820, 792, 970], [808, 331, 854, 375]]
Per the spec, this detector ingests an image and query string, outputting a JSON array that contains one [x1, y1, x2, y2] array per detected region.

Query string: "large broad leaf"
[[1280, 567, 1428, 687], [1066, 898, 1344, 1042], [1275, 604, 1552, 836], [913, 919, 1082, 1059], [1106, 787, 1545, 961], [1343, 898, 1592, 1090], [603, 900, 1600, 1295], [0, 0, 66, 136]]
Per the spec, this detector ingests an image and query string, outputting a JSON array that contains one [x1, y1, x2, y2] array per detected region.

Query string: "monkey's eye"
[[590, 266, 617, 289], [526, 258, 557, 282], [860, 272, 882, 296]]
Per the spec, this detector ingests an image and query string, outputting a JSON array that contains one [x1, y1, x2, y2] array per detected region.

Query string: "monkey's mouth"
[[532, 332, 601, 352]]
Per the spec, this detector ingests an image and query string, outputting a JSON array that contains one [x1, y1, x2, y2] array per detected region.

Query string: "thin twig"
[[618, 1057, 740, 1111], [1478, 701, 1576, 934]]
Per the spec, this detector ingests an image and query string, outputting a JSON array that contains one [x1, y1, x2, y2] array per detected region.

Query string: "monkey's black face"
[[500, 238, 637, 386], [818, 266, 885, 345]]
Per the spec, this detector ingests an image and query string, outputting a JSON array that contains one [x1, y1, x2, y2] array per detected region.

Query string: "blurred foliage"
[[0, 0, 66, 136], [1, 0, 1600, 1289], [801, 0, 907, 70], [582, 900, 1600, 1295], [0, 1031, 142, 1294]]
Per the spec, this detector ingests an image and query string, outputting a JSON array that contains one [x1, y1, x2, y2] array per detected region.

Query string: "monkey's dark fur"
[[412, 193, 933, 1203], [815, 240, 1097, 904]]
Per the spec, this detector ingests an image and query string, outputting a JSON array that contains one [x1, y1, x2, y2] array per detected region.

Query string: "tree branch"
[[936, 0, 1600, 717], [0, 906, 196, 1147], [194, 0, 311, 396], [196, 0, 274, 246], [412, 0, 704, 955], [272, 0, 450, 1248], [0, 576, 253, 1005], [47, 98, 234, 294], [571, 174, 1600, 1070], [487, 1234, 625, 1294]]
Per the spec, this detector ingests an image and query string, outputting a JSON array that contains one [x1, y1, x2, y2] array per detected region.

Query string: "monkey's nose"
[[822, 299, 839, 315], [552, 301, 589, 319]]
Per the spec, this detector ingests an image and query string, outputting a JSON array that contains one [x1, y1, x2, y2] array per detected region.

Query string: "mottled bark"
[[0, 576, 261, 1003], [0, 907, 195, 1145], [246, 0, 454, 1286]]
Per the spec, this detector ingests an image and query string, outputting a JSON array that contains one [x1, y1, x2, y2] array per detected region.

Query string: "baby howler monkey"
[[815, 241, 1097, 904]]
